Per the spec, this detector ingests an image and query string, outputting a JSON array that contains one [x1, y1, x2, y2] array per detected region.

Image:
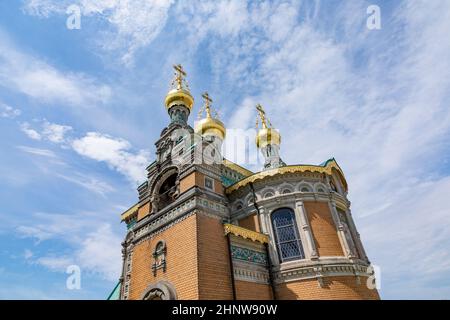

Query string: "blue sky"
[[0, 0, 449, 299]]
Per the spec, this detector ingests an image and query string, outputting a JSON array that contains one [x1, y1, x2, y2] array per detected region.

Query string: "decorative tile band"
[[231, 245, 267, 265]]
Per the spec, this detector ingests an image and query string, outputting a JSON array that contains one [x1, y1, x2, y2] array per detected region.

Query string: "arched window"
[[271, 208, 305, 262]]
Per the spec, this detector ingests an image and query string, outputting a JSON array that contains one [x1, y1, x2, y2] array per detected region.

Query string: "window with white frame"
[[271, 208, 305, 262]]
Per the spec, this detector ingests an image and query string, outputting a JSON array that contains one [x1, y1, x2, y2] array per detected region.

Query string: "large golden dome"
[[195, 92, 226, 140]]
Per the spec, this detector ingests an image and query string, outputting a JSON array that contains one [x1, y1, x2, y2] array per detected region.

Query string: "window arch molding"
[[314, 182, 328, 193], [141, 280, 177, 300], [259, 187, 276, 200], [270, 207, 305, 263], [297, 182, 313, 193]]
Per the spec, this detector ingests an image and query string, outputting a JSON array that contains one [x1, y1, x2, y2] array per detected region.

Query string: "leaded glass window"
[[271, 208, 305, 262]]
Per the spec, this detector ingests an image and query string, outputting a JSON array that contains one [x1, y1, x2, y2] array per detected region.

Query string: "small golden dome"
[[256, 127, 281, 148], [195, 92, 226, 140], [255, 104, 281, 149], [195, 117, 226, 140], [165, 64, 194, 111]]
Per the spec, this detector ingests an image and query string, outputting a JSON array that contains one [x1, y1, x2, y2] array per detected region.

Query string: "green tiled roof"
[[107, 281, 121, 300]]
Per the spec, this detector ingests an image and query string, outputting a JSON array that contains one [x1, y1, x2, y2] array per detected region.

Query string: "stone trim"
[[233, 260, 270, 284], [273, 261, 371, 284]]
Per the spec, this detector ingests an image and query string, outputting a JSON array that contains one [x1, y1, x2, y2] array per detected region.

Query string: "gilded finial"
[[202, 92, 213, 118], [172, 64, 188, 90], [256, 104, 272, 129], [165, 64, 194, 111]]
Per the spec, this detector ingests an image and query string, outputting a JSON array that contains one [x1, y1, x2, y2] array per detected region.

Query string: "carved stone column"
[[294, 200, 318, 260], [346, 208, 369, 262], [260, 206, 281, 265], [328, 201, 357, 259]]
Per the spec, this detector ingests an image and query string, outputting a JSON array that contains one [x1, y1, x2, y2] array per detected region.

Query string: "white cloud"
[[55, 172, 115, 196], [18, 119, 150, 184], [16, 146, 57, 158], [0, 29, 111, 106], [16, 226, 53, 243], [20, 122, 42, 140], [71, 132, 150, 184], [41, 121, 72, 143], [35, 256, 74, 272], [0, 103, 21, 118], [17, 212, 122, 281], [22, 0, 175, 65], [34, 225, 121, 281], [24, 249, 33, 260], [76, 224, 122, 281], [19, 120, 72, 143]]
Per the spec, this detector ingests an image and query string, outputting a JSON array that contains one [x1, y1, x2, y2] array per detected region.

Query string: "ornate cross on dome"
[[172, 64, 187, 90], [256, 104, 271, 129], [202, 92, 213, 118]]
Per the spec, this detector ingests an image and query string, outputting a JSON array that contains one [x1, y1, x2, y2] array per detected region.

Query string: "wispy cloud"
[[0, 102, 21, 118], [19, 122, 42, 141], [55, 172, 115, 196], [17, 119, 149, 184], [22, 0, 175, 65], [71, 132, 150, 184], [0, 29, 111, 106], [16, 211, 122, 281], [16, 146, 57, 158]]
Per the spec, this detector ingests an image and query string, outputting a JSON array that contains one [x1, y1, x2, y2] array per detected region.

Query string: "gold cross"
[[202, 92, 213, 118], [173, 64, 186, 89], [256, 104, 269, 129]]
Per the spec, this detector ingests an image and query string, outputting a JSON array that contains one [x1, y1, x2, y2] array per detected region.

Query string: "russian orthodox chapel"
[[110, 65, 380, 300]]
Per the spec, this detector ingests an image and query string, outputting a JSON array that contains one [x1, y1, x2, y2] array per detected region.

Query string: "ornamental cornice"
[[226, 159, 347, 194], [224, 223, 269, 244], [273, 261, 371, 284]]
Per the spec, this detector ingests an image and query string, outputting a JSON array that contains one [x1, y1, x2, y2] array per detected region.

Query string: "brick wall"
[[128, 214, 199, 300], [275, 276, 380, 300], [238, 213, 260, 232], [180, 172, 196, 194], [235, 280, 273, 300], [179, 171, 223, 195], [196, 213, 234, 299], [304, 201, 344, 257], [137, 201, 151, 221]]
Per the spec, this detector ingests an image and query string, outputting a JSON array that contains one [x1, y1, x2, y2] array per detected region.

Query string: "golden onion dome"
[[195, 92, 226, 140], [195, 116, 226, 140], [165, 88, 194, 111], [256, 127, 281, 149], [255, 104, 281, 149], [165, 64, 194, 111]]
